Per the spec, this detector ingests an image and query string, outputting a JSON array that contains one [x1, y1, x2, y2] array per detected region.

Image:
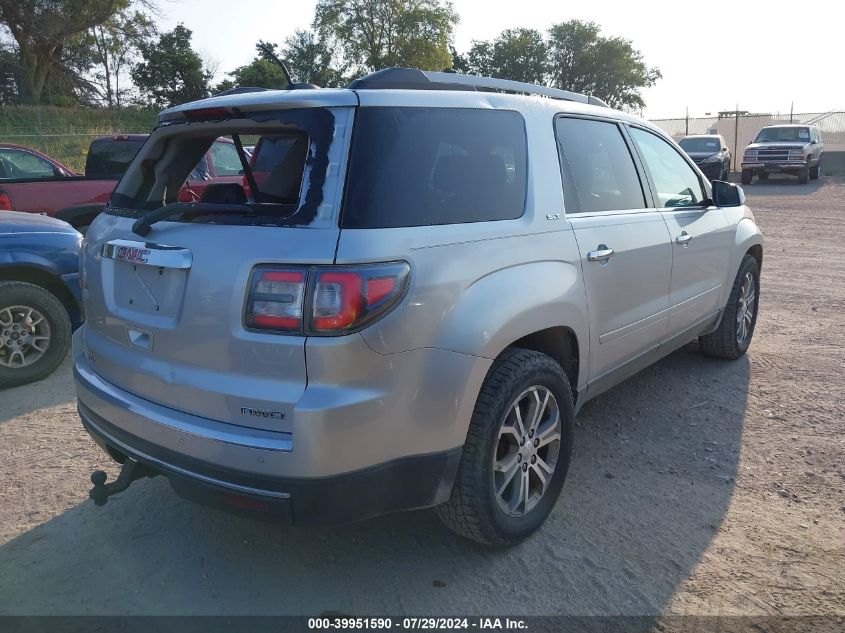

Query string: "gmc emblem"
[[240, 407, 285, 420], [115, 245, 150, 264]]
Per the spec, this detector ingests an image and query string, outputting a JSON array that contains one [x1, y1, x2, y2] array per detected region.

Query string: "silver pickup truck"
[[742, 124, 824, 185]]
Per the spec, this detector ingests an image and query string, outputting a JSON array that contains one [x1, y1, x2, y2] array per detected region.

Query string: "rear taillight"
[[245, 268, 307, 333], [0, 191, 13, 211], [312, 271, 364, 331], [244, 262, 410, 335]]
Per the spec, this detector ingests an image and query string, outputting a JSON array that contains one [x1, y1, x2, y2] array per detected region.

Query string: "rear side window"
[[342, 107, 527, 228], [85, 139, 145, 179], [555, 117, 646, 214]]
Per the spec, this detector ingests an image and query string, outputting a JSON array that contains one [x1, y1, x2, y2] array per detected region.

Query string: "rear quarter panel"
[[335, 98, 590, 394]]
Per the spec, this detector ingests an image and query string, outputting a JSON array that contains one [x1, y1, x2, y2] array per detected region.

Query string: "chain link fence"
[[649, 111, 845, 172], [0, 106, 157, 173]]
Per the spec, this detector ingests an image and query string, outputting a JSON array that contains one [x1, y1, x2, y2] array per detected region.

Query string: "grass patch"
[[0, 105, 158, 172]]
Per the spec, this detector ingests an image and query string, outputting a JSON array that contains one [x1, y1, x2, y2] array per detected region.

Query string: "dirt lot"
[[0, 176, 843, 618]]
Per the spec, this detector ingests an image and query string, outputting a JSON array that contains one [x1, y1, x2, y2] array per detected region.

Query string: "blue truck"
[[0, 211, 82, 388]]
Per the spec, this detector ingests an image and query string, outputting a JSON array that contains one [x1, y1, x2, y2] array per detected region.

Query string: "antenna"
[[256, 41, 293, 88]]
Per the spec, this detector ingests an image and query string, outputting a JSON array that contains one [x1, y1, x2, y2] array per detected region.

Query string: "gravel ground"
[[0, 176, 843, 618]]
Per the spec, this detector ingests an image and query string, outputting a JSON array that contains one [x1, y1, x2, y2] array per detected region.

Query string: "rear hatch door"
[[80, 99, 354, 432]]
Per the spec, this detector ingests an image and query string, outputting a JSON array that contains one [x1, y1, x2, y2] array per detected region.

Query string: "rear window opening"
[[108, 108, 336, 228], [342, 107, 528, 228]]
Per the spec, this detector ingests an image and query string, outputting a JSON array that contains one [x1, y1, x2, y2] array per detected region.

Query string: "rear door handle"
[[675, 231, 693, 246], [587, 246, 614, 262]]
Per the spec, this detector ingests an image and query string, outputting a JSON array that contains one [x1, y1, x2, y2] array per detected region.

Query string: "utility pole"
[[733, 104, 740, 173], [790, 101, 794, 123], [685, 106, 689, 136]]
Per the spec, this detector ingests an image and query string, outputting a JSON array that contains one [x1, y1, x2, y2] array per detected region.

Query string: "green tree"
[[64, 8, 156, 106], [546, 20, 660, 110], [216, 58, 286, 93], [217, 32, 346, 93], [462, 28, 547, 84], [313, 0, 458, 75], [280, 30, 348, 87], [83, 9, 156, 106], [131, 24, 210, 108], [0, 41, 17, 103], [0, 0, 129, 104]]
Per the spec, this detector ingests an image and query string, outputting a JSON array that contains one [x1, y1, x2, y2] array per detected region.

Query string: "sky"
[[156, 0, 842, 119]]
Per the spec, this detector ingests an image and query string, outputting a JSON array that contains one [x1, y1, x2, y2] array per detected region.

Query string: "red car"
[[0, 136, 246, 232], [0, 143, 77, 178]]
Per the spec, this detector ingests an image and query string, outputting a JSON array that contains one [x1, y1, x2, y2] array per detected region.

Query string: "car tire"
[[741, 169, 753, 185], [436, 348, 574, 546], [757, 172, 768, 181], [797, 166, 809, 185], [0, 281, 71, 389], [809, 162, 821, 180], [699, 254, 760, 360]]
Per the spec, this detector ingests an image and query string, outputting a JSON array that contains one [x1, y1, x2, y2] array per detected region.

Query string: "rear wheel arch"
[[747, 244, 763, 272], [507, 327, 580, 405], [0, 265, 75, 317], [456, 326, 582, 451]]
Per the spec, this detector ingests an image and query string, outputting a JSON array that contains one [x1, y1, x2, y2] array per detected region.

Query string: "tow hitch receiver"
[[89, 458, 156, 506]]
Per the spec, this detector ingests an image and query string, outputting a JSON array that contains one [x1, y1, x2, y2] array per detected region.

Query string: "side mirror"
[[712, 180, 744, 207]]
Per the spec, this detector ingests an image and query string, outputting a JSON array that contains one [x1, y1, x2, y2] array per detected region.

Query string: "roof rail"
[[347, 67, 608, 107]]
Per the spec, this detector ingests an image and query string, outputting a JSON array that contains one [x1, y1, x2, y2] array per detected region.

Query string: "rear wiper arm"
[[132, 202, 253, 237]]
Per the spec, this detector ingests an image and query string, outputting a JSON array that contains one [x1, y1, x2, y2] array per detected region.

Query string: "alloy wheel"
[[493, 386, 562, 517], [736, 272, 756, 344], [0, 305, 52, 368]]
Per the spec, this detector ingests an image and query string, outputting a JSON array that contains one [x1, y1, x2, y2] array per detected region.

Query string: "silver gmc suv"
[[74, 68, 763, 545]]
